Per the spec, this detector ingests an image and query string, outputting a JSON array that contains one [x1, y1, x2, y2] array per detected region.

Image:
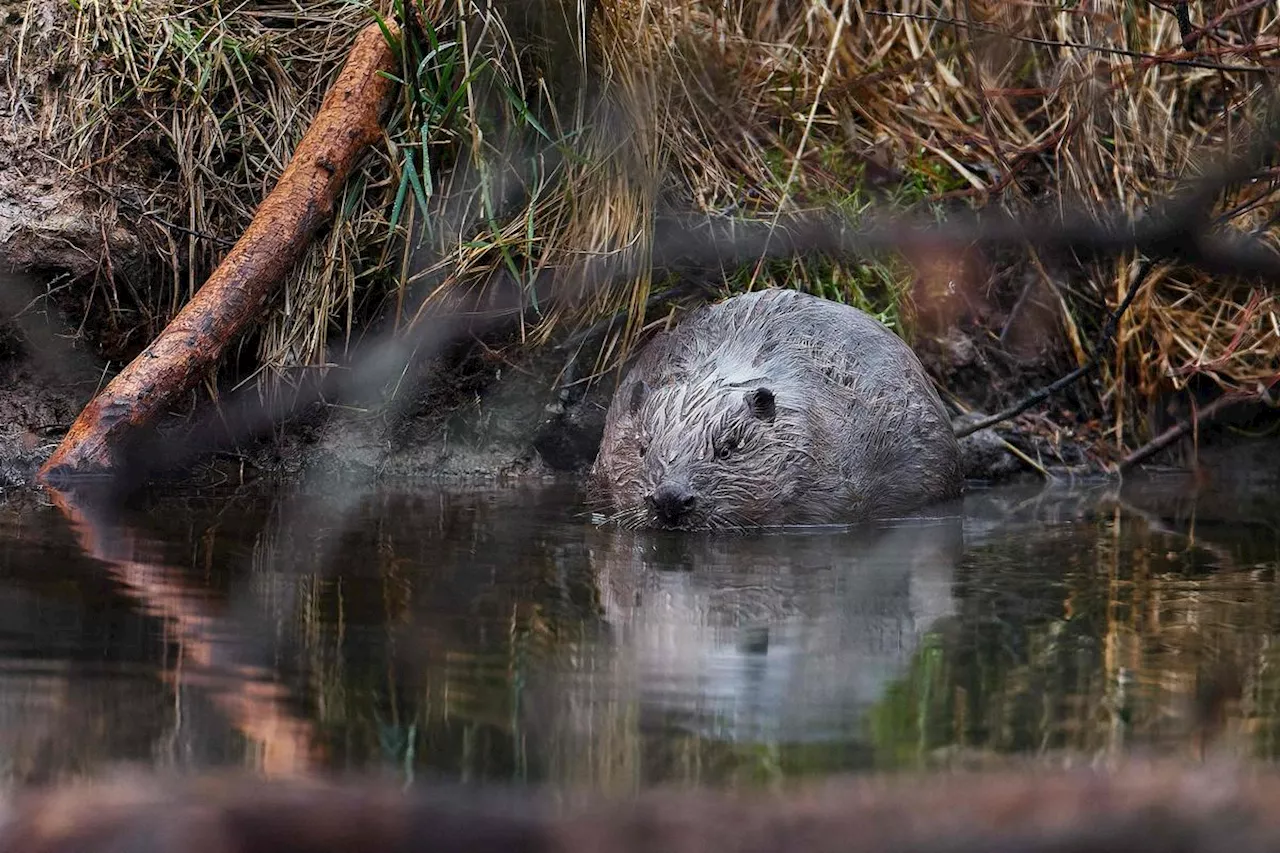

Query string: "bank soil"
[[7, 258, 1278, 496], [6, 232, 1280, 493], [0, 283, 617, 488], [5, 2, 1280, 494]]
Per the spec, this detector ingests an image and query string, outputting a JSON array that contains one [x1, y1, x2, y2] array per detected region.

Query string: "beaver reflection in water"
[[589, 288, 963, 530]]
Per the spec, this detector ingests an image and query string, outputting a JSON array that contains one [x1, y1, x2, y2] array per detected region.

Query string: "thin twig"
[[954, 260, 1155, 439], [1118, 392, 1248, 472], [865, 10, 1276, 73]]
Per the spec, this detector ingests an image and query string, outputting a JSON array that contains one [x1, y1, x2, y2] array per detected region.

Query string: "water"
[[1, 473, 1278, 792]]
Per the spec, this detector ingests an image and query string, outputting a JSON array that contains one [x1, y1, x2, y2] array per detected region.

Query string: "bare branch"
[[954, 261, 1155, 439]]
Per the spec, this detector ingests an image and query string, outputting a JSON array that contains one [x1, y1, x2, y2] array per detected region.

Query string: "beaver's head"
[[591, 374, 809, 531]]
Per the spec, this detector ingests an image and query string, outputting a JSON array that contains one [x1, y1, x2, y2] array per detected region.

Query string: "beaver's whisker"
[[605, 505, 648, 530]]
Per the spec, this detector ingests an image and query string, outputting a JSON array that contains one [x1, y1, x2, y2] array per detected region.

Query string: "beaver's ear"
[[628, 380, 648, 415], [746, 387, 775, 421]]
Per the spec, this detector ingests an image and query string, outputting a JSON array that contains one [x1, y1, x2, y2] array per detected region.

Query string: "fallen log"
[[0, 760, 1276, 853], [37, 20, 400, 487]]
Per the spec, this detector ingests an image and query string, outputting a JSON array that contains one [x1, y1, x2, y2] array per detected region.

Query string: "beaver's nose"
[[647, 482, 697, 525]]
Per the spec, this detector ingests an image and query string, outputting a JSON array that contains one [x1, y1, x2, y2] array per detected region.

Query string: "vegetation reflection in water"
[[0, 475, 1278, 792]]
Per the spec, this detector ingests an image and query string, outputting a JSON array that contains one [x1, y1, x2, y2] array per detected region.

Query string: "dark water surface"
[[1, 474, 1278, 792]]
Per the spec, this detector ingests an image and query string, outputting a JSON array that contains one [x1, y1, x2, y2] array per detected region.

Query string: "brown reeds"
[[6, 0, 1279, 459]]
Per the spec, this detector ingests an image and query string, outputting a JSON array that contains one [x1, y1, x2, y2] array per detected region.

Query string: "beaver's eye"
[[638, 442, 648, 458], [715, 438, 738, 460]]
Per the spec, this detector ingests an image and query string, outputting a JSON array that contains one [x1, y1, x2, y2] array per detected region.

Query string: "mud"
[[260, 341, 613, 482], [0, 3, 146, 282], [0, 290, 615, 491], [0, 363, 92, 489], [952, 414, 1029, 482], [0, 271, 105, 488], [3, 268, 1272, 495]]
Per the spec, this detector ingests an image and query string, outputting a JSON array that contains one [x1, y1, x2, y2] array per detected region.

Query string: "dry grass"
[[563, 0, 1280, 444], [9, 0, 390, 380], [6, 0, 1280, 447]]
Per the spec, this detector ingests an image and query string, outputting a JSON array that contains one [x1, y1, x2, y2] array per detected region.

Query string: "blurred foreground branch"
[[2, 760, 1280, 853]]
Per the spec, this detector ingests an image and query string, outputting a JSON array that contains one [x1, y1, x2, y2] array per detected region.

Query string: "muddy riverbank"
[[5, 274, 1278, 495], [0, 312, 1022, 491]]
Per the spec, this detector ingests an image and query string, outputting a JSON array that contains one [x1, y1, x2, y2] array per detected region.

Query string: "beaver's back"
[[633, 288, 926, 389]]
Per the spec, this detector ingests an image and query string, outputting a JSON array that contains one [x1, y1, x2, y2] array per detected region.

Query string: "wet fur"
[[589, 289, 963, 530]]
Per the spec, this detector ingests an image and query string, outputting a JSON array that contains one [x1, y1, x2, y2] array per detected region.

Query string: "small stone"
[[953, 413, 1024, 482]]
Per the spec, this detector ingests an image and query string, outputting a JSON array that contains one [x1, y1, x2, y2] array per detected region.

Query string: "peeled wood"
[[38, 21, 399, 485]]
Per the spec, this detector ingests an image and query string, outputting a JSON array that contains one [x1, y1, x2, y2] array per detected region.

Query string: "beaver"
[[588, 288, 963, 530]]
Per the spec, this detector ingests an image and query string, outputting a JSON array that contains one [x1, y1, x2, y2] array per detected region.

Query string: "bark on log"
[[37, 20, 400, 486]]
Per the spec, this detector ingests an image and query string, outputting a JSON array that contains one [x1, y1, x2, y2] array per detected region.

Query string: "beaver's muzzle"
[[647, 482, 697, 526]]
